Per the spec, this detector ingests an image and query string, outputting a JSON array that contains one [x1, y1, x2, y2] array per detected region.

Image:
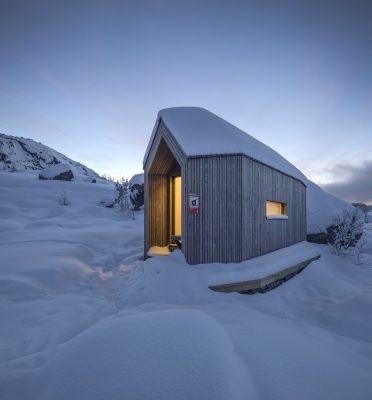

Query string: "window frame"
[[266, 200, 288, 220]]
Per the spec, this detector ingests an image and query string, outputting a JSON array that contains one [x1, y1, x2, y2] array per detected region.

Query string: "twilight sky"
[[1, 0, 371, 203]]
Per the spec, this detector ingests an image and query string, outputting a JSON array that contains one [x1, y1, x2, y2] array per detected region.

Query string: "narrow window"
[[266, 201, 288, 220]]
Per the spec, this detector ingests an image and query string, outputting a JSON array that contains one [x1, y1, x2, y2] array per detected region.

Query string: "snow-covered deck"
[[202, 241, 321, 293]]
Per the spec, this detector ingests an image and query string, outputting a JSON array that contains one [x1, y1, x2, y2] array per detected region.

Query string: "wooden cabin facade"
[[144, 108, 307, 265]]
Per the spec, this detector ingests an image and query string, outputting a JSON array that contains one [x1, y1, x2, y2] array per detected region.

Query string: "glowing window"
[[266, 201, 288, 219]]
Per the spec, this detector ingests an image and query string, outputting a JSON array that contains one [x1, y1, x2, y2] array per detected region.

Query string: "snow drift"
[[306, 179, 354, 234], [1, 171, 372, 400], [28, 310, 254, 400]]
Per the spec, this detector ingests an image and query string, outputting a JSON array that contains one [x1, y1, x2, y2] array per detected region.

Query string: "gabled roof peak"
[[145, 107, 306, 184]]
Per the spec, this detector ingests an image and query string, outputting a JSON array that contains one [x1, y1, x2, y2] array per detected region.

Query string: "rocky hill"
[[0, 133, 100, 180]]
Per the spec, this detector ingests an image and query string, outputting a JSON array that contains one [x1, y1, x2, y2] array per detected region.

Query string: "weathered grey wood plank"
[[209, 255, 320, 294]]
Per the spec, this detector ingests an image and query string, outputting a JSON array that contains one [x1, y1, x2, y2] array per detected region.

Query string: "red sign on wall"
[[188, 194, 200, 214]]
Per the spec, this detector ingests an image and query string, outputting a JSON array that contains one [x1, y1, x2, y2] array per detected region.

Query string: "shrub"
[[115, 178, 135, 218], [329, 210, 367, 263], [129, 183, 144, 210], [58, 191, 71, 206]]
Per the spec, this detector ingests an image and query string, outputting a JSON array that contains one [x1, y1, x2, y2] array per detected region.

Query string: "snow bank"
[[145, 107, 306, 183], [98, 195, 115, 207], [197, 241, 321, 286], [22, 309, 254, 400], [118, 251, 217, 306], [129, 172, 144, 185], [121, 242, 320, 301], [132, 242, 321, 294], [306, 180, 354, 234], [316, 291, 372, 343]]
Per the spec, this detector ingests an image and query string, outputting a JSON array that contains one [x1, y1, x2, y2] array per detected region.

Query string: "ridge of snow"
[[0, 132, 100, 180], [145, 107, 306, 184], [306, 180, 354, 234]]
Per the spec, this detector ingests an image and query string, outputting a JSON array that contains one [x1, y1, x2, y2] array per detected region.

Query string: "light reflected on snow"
[[62, 257, 114, 280], [119, 264, 135, 272]]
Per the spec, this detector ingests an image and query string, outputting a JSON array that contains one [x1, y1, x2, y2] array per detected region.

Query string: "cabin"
[[143, 107, 307, 265]]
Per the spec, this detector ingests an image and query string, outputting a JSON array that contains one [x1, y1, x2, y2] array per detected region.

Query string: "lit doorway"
[[171, 176, 182, 240]]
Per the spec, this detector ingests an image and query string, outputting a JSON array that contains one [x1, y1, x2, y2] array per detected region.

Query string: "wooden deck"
[[209, 255, 320, 294]]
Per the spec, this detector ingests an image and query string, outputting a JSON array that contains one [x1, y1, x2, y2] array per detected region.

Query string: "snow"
[[306, 180, 354, 234], [0, 133, 100, 180], [147, 245, 171, 256], [38, 162, 73, 179], [145, 107, 306, 183], [98, 195, 115, 207], [130, 172, 144, 185], [194, 241, 321, 286], [266, 214, 288, 220], [1, 171, 372, 400], [145, 108, 354, 235], [27, 309, 254, 400]]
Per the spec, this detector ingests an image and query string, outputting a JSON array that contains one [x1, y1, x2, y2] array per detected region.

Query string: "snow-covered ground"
[[1, 172, 372, 400]]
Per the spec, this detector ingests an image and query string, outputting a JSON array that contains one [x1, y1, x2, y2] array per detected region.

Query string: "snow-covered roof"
[[145, 107, 306, 184]]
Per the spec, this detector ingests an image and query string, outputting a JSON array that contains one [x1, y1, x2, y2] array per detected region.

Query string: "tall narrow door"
[[172, 176, 182, 237]]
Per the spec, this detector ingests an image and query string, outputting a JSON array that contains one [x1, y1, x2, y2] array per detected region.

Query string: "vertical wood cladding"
[[146, 174, 169, 247], [240, 157, 306, 260], [184, 156, 243, 264], [144, 119, 306, 264]]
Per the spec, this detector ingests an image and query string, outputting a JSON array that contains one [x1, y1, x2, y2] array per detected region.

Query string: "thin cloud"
[[321, 160, 372, 204]]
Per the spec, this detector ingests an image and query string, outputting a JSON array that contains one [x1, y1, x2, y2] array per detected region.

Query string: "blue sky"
[[1, 0, 371, 202]]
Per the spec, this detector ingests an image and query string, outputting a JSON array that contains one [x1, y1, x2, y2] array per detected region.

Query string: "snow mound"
[[35, 309, 254, 400], [316, 292, 372, 343], [129, 172, 144, 185], [146, 107, 306, 183], [306, 180, 354, 234], [199, 241, 321, 286], [39, 163, 73, 180], [119, 251, 218, 306], [98, 195, 115, 207]]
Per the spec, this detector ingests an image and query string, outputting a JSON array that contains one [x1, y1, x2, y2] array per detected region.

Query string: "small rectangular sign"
[[188, 194, 200, 214]]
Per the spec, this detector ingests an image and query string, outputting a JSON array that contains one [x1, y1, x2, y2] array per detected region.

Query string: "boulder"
[[98, 196, 115, 208], [129, 173, 144, 210], [39, 163, 74, 181]]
